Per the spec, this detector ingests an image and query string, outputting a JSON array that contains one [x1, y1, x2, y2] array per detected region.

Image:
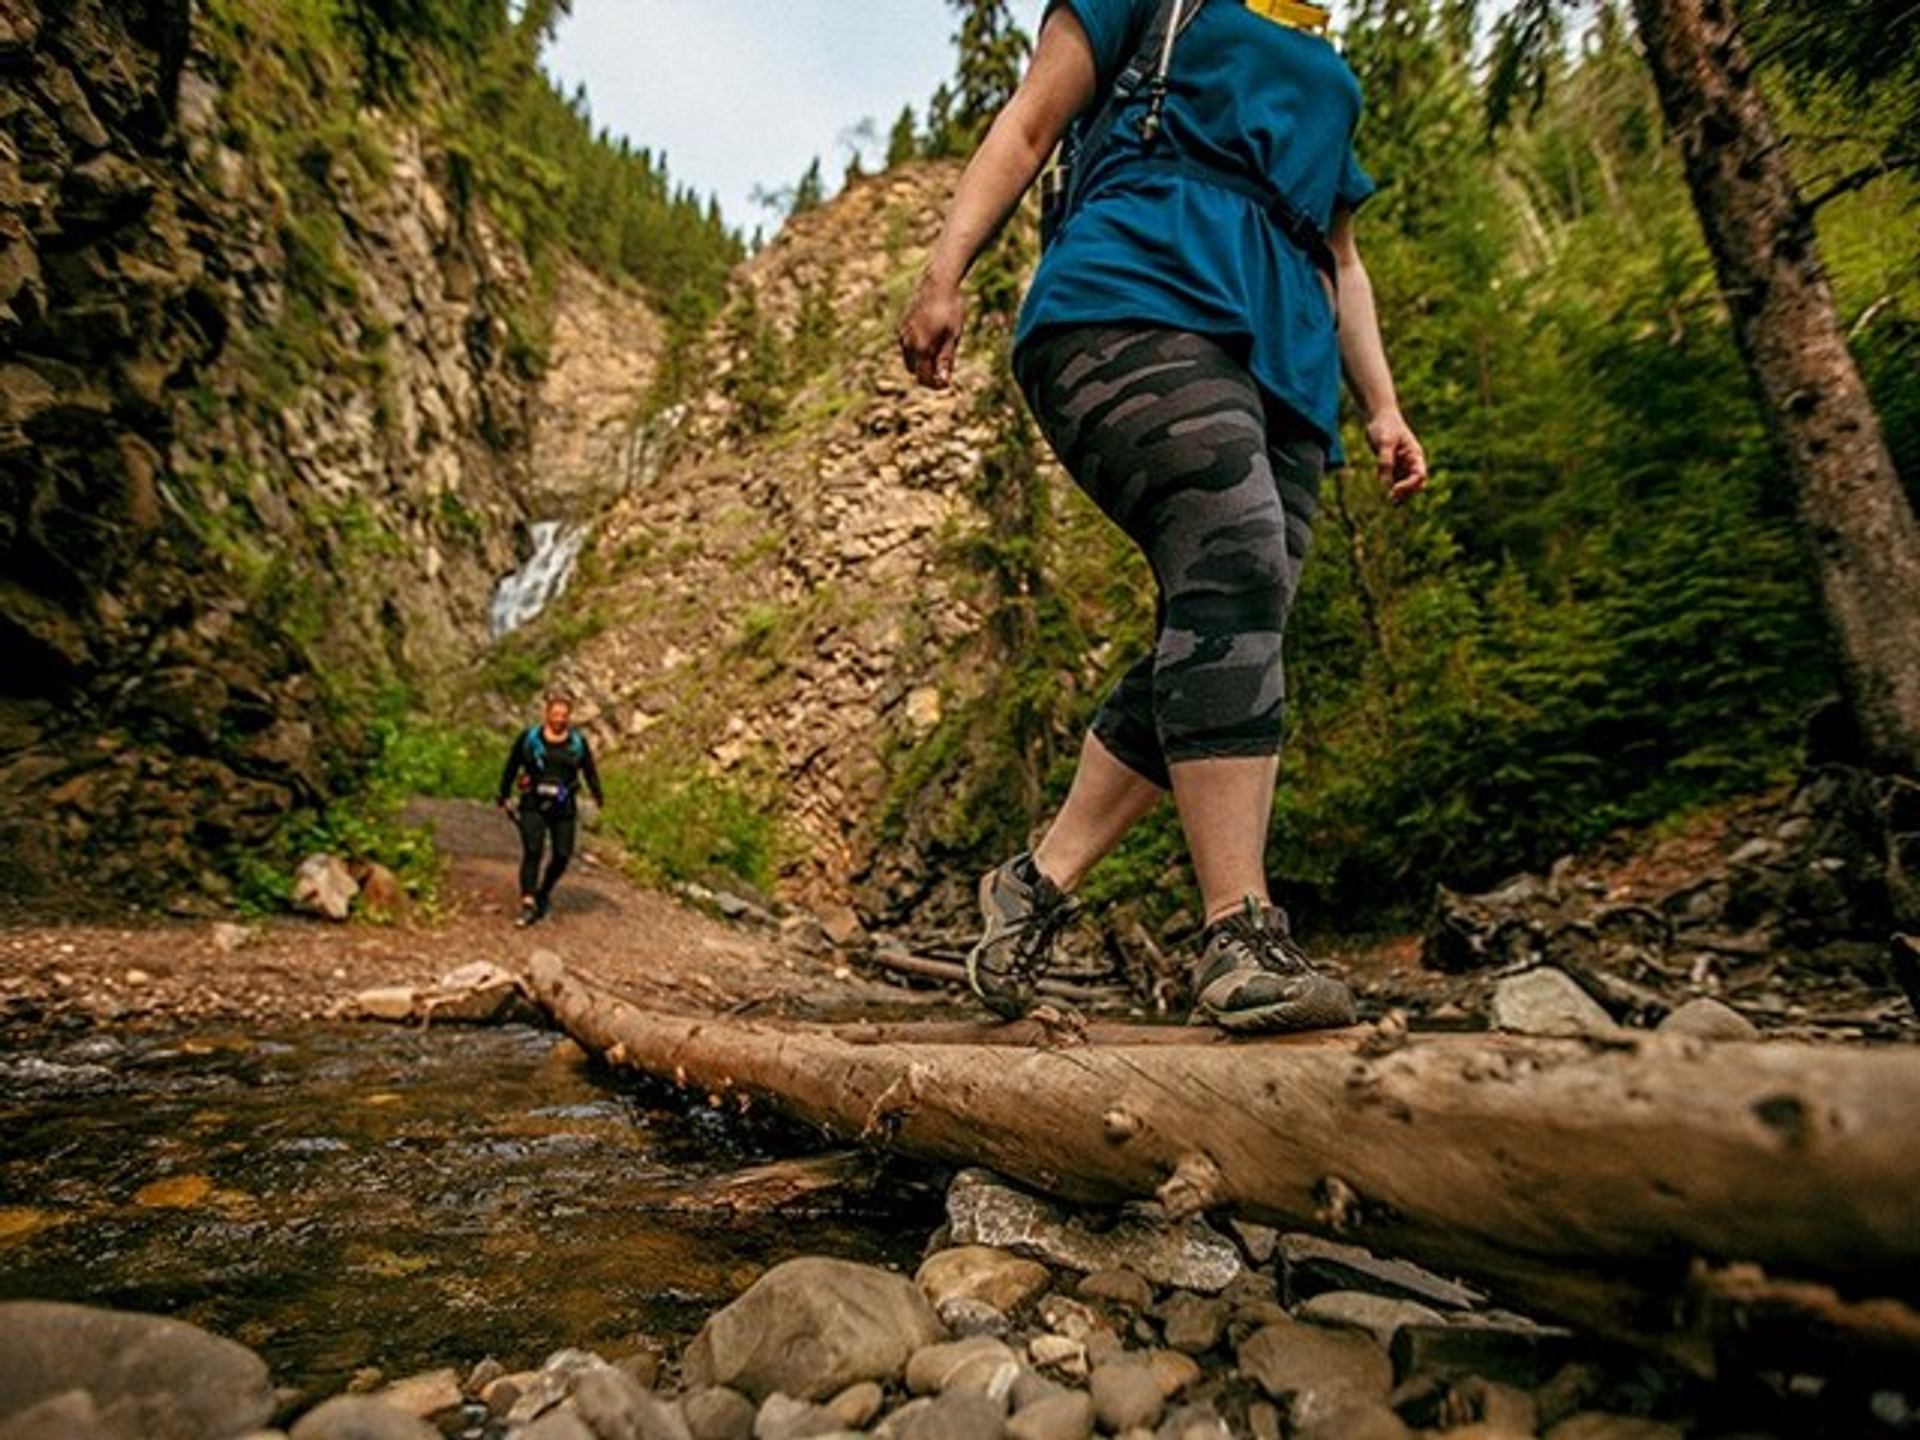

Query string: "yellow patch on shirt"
[[1246, 0, 1332, 35]]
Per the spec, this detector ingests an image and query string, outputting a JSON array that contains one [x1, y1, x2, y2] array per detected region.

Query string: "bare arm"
[[1331, 207, 1428, 504], [898, 7, 1100, 388]]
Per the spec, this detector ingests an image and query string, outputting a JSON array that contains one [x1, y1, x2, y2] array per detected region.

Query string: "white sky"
[[542, 0, 962, 234]]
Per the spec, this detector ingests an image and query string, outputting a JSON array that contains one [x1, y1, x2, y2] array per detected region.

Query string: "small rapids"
[[0, 1023, 930, 1397], [490, 521, 587, 638]]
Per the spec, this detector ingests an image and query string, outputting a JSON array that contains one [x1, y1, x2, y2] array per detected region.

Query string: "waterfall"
[[489, 520, 587, 638]]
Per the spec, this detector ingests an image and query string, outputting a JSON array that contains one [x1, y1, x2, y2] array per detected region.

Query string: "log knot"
[[1157, 1150, 1224, 1220]]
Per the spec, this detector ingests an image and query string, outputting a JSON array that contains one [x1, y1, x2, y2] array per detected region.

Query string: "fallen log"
[[865, 946, 1130, 1006], [528, 953, 1920, 1373]]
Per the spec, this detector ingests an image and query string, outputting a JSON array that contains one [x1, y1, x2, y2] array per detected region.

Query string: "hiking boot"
[[965, 853, 1077, 1020], [1190, 896, 1356, 1033], [515, 895, 540, 929]]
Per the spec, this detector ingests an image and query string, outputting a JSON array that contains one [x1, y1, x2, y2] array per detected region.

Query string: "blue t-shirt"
[[1014, 0, 1378, 466]]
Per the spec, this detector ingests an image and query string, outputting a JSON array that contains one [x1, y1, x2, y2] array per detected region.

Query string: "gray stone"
[[1077, 1270, 1152, 1313], [1157, 1294, 1227, 1355], [1009, 1371, 1067, 1413], [1294, 1291, 1443, 1349], [1088, 1364, 1164, 1434], [938, 1298, 1013, 1338], [572, 1367, 692, 1440], [1036, 1295, 1112, 1345], [1489, 968, 1619, 1039], [374, 1369, 461, 1422], [287, 1397, 439, 1440], [754, 1394, 841, 1440], [1388, 1316, 1576, 1387], [906, 1338, 1020, 1400], [521, 1409, 598, 1440], [1144, 1351, 1200, 1400], [1026, 1337, 1087, 1381], [1228, 1221, 1278, 1264], [891, 1391, 1006, 1440], [826, 1382, 884, 1431], [1234, 1318, 1392, 1409], [684, 1258, 945, 1402], [684, 1388, 758, 1440], [1275, 1235, 1481, 1313], [507, 1351, 614, 1427], [918, 1248, 1052, 1315], [0, 1391, 114, 1440], [1005, 1392, 1091, 1440], [291, 853, 357, 921], [1656, 997, 1759, 1041], [1286, 1393, 1410, 1440], [946, 1171, 1242, 1293], [0, 1301, 276, 1440], [1153, 1403, 1231, 1440]]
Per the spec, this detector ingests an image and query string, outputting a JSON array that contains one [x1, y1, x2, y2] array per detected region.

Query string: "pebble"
[[1656, 997, 1759, 1041], [906, 1336, 1020, 1399], [481, 1374, 535, 1418], [377, 1367, 462, 1421], [1488, 968, 1619, 1039], [1156, 1293, 1227, 1354], [1295, 1290, 1444, 1349], [1037, 1294, 1112, 1344], [1010, 1368, 1067, 1412], [919, 1246, 1053, 1314], [1027, 1336, 1087, 1380], [1144, 1350, 1200, 1399], [1153, 1402, 1231, 1440], [1235, 1318, 1392, 1408], [1288, 1393, 1410, 1440], [1545, 1417, 1686, 1440], [1005, 1390, 1094, 1440], [892, 1390, 1008, 1440], [940, 1297, 1016, 1338], [755, 1392, 842, 1440], [288, 1395, 439, 1440], [1078, 1269, 1152, 1313], [465, 1357, 505, 1395], [1089, 1362, 1165, 1433], [828, 1381, 885, 1430], [685, 1387, 764, 1440]]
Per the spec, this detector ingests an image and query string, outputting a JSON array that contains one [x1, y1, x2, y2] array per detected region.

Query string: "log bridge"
[[528, 953, 1920, 1376]]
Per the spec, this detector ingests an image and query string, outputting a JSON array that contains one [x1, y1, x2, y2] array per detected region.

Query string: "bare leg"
[[1169, 755, 1278, 925], [1030, 731, 1165, 890]]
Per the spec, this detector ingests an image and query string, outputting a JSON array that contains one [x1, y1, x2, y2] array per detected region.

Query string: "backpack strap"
[[525, 724, 546, 769]]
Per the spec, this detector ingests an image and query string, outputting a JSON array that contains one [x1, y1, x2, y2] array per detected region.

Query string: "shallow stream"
[[0, 1023, 934, 1397]]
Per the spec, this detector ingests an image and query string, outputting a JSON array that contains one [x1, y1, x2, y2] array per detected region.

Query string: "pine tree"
[[923, 82, 960, 159], [948, 0, 1030, 148], [792, 156, 826, 215], [887, 104, 920, 168]]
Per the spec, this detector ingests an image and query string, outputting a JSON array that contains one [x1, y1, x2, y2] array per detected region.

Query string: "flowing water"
[[0, 1023, 935, 1397], [490, 521, 587, 638]]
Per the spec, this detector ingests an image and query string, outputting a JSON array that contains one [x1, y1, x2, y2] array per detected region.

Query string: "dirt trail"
[[0, 799, 914, 1032]]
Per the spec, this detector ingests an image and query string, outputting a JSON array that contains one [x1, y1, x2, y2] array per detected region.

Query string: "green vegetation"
[[599, 764, 782, 895]]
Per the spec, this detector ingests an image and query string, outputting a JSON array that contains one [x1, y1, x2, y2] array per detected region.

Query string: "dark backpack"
[[525, 725, 585, 772]]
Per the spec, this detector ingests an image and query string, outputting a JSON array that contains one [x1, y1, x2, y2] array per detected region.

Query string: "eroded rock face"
[[0, 1300, 275, 1440], [0, 0, 650, 903]]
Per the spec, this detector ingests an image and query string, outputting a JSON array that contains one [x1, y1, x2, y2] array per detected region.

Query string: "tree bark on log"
[[1629, 0, 1920, 773], [529, 954, 1920, 1374]]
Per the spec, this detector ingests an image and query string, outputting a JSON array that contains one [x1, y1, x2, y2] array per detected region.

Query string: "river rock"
[[1286, 1392, 1409, 1440], [1077, 1270, 1152, 1314], [420, 962, 525, 1023], [1295, 1291, 1443, 1349], [906, 1338, 1020, 1399], [353, 987, 418, 1023], [1488, 969, 1619, 1039], [1235, 1318, 1391, 1410], [1088, 1363, 1164, 1433], [1544, 1417, 1685, 1440], [1655, 997, 1758, 1041], [0, 1301, 276, 1440], [1026, 1337, 1087, 1381], [291, 854, 357, 921], [947, 1171, 1241, 1293], [570, 1365, 691, 1440], [1275, 1234, 1481, 1313], [826, 1381, 884, 1431], [938, 1297, 1014, 1338], [683, 1257, 945, 1401], [918, 1247, 1052, 1315], [1005, 1391, 1091, 1440], [684, 1388, 758, 1440], [890, 1392, 1006, 1440], [376, 1368, 461, 1422], [754, 1394, 841, 1440], [288, 1396, 439, 1440], [1153, 1403, 1231, 1440], [1144, 1351, 1199, 1399], [1157, 1294, 1227, 1355]]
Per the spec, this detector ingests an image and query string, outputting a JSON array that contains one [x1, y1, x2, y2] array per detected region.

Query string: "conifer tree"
[[792, 156, 826, 215], [948, 0, 1031, 147], [887, 104, 920, 168]]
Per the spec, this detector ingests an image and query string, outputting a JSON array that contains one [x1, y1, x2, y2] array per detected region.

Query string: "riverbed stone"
[[1006, 1392, 1092, 1440], [754, 1394, 841, 1440], [826, 1382, 884, 1431], [890, 1392, 1006, 1440], [1144, 1351, 1200, 1400], [0, 1301, 276, 1440], [573, 1366, 693, 1440], [1088, 1363, 1164, 1433], [376, 1369, 461, 1423], [1286, 1392, 1409, 1440], [919, 1248, 1052, 1316], [1078, 1270, 1152, 1314], [684, 1388, 757, 1440], [1026, 1337, 1088, 1381], [291, 854, 357, 921], [1544, 1416, 1685, 1440], [1389, 1315, 1575, 1387], [1275, 1234, 1481, 1313], [684, 1257, 945, 1402], [1235, 1318, 1392, 1410], [907, 1338, 1020, 1400], [1157, 1294, 1227, 1355], [1153, 1403, 1231, 1440], [287, 1396, 439, 1440], [938, 1297, 1014, 1338], [1295, 1291, 1444, 1350], [946, 1172, 1241, 1293], [1656, 997, 1759, 1041], [1488, 968, 1618, 1039]]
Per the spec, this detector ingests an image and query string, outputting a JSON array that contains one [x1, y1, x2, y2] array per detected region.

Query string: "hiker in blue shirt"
[[497, 689, 605, 928], [898, 0, 1428, 1031]]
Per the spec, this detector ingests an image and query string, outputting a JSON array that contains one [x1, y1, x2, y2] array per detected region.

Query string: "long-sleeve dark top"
[[497, 726, 604, 811]]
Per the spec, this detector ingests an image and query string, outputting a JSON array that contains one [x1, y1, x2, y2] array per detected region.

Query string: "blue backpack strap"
[[525, 724, 546, 768]]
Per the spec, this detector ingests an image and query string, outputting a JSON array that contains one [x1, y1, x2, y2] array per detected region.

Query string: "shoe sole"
[[1192, 978, 1358, 1035], [965, 869, 1029, 1021]]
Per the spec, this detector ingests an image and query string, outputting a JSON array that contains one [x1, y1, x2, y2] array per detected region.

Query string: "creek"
[[490, 521, 587, 638], [0, 1022, 933, 1398]]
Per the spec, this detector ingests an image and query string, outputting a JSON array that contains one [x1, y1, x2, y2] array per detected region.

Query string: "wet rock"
[[1009, 1372, 1066, 1412], [1078, 1270, 1152, 1314], [1088, 1363, 1164, 1433], [1143, 1351, 1199, 1399], [1037, 1295, 1113, 1345], [1005, 1391, 1091, 1440], [0, 1301, 275, 1440], [571, 1366, 691, 1440], [352, 987, 419, 1023], [1026, 1337, 1087, 1381], [906, 1338, 1020, 1399], [1235, 1317, 1392, 1410], [1489, 969, 1619, 1039], [376, 1369, 460, 1423], [947, 1171, 1241, 1293], [1286, 1392, 1410, 1440], [938, 1298, 1014, 1338], [683, 1257, 945, 1402], [754, 1394, 841, 1440], [1295, 1291, 1443, 1350], [288, 1396, 438, 1440], [1544, 1416, 1684, 1440], [826, 1382, 884, 1431], [890, 1391, 1006, 1440], [1228, 1221, 1278, 1265], [1390, 1316, 1576, 1388], [1157, 1294, 1227, 1355], [481, 1374, 534, 1418], [1445, 1376, 1538, 1434], [1533, 1362, 1608, 1429], [684, 1388, 758, 1440], [1276, 1234, 1481, 1313], [418, 962, 526, 1024], [291, 854, 357, 921], [465, 1358, 505, 1396], [1152, 1403, 1230, 1440], [1655, 998, 1758, 1041], [918, 1247, 1052, 1315]]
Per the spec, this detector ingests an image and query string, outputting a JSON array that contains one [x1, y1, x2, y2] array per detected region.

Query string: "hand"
[[897, 270, 965, 389], [1367, 409, 1429, 505]]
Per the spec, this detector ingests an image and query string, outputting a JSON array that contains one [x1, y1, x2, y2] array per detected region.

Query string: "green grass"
[[599, 761, 781, 894]]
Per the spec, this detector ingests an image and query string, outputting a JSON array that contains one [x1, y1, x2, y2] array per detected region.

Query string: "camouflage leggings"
[[1014, 325, 1326, 790]]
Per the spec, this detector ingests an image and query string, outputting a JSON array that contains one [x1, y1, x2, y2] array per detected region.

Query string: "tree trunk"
[[1629, 0, 1920, 774], [529, 954, 1920, 1374]]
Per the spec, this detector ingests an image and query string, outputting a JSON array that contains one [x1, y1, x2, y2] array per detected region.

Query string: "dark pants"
[[1014, 324, 1327, 790], [516, 803, 576, 902]]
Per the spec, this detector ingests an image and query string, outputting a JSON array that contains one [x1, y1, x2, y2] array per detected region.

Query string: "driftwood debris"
[[528, 954, 1920, 1373]]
